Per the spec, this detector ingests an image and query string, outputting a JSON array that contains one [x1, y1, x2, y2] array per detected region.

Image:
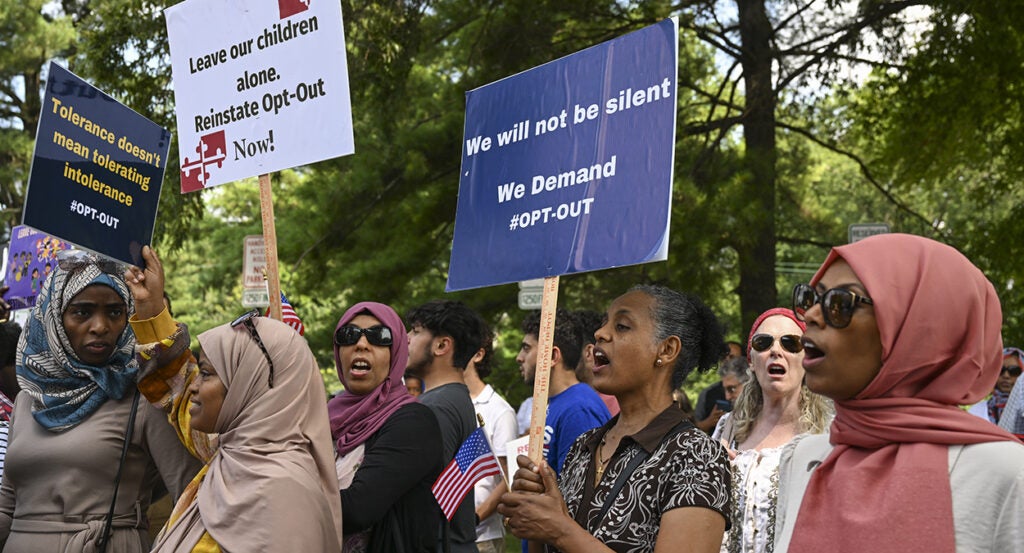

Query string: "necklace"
[[594, 436, 615, 486]]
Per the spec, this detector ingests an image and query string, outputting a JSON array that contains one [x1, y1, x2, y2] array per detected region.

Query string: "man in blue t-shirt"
[[516, 310, 610, 475]]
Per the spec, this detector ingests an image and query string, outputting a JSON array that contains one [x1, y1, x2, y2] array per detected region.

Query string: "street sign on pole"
[[848, 223, 890, 244], [517, 279, 544, 310], [241, 235, 269, 307]]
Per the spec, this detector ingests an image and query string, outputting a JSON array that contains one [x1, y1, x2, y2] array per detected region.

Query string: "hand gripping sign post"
[[166, 0, 354, 319], [447, 19, 679, 463], [22, 63, 168, 267]]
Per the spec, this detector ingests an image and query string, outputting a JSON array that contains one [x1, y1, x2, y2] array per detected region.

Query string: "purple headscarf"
[[327, 302, 415, 456]]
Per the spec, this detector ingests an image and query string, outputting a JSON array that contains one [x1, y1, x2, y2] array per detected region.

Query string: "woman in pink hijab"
[[773, 234, 1024, 552], [327, 302, 445, 553]]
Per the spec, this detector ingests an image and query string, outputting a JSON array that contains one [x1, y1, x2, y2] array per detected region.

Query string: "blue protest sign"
[[3, 226, 72, 310], [446, 19, 678, 292], [23, 62, 168, 266]]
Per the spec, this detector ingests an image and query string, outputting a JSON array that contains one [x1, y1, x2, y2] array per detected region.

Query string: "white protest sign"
[[241, 235, 269, 308], [166, 0, 354, 192], [504, 436, 530, 487]]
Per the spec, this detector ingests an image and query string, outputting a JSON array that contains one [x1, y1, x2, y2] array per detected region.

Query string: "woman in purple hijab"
[[327, 302, 445, 553]]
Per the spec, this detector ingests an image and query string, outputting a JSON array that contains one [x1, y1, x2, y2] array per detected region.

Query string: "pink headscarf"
[[327, 302, 415, 456], [154, 317, 342, 552], [789, 234, 1018, 553], [746, 307, 806, 362]]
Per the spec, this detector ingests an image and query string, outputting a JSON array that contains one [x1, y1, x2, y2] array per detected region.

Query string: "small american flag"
[[266, 292, 305, 335], [431, 427, 501, 520]]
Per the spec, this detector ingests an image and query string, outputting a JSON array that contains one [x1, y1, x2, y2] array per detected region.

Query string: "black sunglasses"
[[230, 309, 275, 388], [750, 333, 803, 354], [334, 325, 393, 347], [792, 283, 874, 329], [1001, 366, 1022, 377]]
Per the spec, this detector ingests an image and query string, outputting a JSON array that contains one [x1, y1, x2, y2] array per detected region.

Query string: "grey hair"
[[718, 356, 751, 381], [629, 285, 725, 389]]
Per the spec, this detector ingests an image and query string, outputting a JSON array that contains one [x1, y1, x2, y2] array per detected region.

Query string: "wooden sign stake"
[[527, 275, 560, 463], [258, 173, 282, 320]]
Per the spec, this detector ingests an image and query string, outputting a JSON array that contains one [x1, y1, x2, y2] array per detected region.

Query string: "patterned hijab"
[[15, 255, 137, 431], [991, 348, 1024, 422], [327, 302, 415, 457], [153, 316, 342, 552], [789, 233, 1018, 553]]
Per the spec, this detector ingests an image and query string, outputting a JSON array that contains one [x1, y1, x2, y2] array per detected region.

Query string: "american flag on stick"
[[432, 426, 502, 520], [266, 292, 305, 335]]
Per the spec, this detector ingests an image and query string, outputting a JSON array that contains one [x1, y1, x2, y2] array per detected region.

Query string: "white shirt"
[[472, 385, 517, 542]]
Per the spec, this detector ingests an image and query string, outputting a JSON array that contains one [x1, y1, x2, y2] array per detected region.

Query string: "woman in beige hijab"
[[126, 246, 342, 552]]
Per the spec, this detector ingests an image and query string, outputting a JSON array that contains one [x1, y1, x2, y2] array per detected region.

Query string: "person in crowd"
[[499, 285, 731, 553], [516, 309, 610, 475], [712, 308, 832, 553], [696, 355, 750, 433], [406, 300, 486, 553], [0, 319, 21, 478], [672, 387, 695, 422], [330, 301, 444, 552], [967, 346, 1021, 424], [463, 324, 517, 553], [146, 291, 177, 542], [124, 246, 342, 552], [774, 234, 1024, 552], [998, 375, 1024, 438], [573, 309, 620, 416], [516, 395, 533, 436], [0, 250, 201, 552], [404, 372, 424, 397]]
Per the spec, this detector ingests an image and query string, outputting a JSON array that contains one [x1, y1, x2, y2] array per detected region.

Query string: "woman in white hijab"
[[126, 246, 342, 552]]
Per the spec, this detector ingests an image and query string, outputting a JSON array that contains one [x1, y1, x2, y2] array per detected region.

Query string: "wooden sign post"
[[258, 173, 282, 321], [527, 276, 559, 463]]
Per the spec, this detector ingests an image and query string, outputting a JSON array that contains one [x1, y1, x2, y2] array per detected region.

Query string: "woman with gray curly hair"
[[712, 308, 832, 553]]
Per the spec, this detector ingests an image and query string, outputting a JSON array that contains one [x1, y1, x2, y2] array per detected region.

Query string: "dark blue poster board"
[[23, 62, 168, 266], [446, 19, 678, 291], [4, 225, 73, 310]]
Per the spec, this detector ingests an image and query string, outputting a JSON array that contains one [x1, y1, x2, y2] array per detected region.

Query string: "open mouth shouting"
[[801, 338, 824, 368], [349, 358, 372, 378], [767, 362, 787, 377]]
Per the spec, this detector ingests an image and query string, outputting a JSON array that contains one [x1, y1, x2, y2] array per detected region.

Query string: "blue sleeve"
[[552, 406, 608, 475]]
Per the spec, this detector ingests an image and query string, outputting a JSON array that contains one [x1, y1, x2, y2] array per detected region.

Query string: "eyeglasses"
[[56, 249, 124, 275], [230, 309, 275, 388], [750, 333, 803, 354], [1001, 366, 1022, 377], [792, 283, 874, 329], [334, 325, 393, 347]]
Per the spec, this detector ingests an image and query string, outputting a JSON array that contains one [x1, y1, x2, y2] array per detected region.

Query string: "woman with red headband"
[[774, 234, 1024, 552], [712, 308, 831, 553]]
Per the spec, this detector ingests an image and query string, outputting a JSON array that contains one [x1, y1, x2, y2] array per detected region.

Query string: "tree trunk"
[[736, 0, 777, 334]]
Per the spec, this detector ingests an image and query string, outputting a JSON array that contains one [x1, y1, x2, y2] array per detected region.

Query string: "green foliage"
[[3, 0, 1024, 390], [0, 1, 76, 229]]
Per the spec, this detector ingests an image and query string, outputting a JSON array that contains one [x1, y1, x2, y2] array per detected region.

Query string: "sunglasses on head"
[[792, 283, 874, 329], [334, 325, 393, 347], [56, 249, 124, 275], [1001, 365, 1022, 377], [750, 333, 803, 354], [231, 309, 275, 388]]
